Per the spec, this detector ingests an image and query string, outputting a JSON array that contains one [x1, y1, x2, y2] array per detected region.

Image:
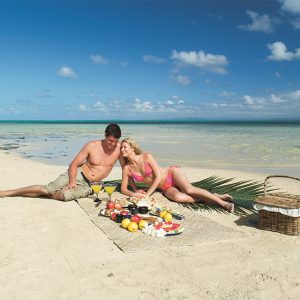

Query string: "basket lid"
[[255, 194, 300, 209]]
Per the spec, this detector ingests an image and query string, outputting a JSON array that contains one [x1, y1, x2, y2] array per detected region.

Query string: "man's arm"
[[66, 143, 90, 189]]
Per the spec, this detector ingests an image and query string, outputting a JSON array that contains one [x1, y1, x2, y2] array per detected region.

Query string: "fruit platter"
[[99, 200, 184, 237]]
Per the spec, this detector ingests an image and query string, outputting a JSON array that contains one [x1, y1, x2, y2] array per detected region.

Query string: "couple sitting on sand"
[[0, 123, 234, 213]]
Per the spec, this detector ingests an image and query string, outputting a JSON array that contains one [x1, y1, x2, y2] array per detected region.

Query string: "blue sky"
[[0, 0, 300, 121]]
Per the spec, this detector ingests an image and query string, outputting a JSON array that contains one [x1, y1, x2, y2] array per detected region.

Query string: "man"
[[0, 123, 122, 201]]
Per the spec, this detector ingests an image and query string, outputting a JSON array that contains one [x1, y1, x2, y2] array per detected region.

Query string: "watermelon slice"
[[154, 222, 181, 232]]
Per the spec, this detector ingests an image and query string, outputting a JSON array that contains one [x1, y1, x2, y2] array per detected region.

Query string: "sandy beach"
[[0, 151, 299, 300]]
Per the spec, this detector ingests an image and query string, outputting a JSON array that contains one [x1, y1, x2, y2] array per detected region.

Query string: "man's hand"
[[63, 182, 77, 192]]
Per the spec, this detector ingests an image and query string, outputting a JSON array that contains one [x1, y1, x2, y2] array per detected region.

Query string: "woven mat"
[[77, 192, 247, 253]]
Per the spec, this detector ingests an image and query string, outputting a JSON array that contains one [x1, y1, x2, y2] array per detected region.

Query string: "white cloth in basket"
[[253, 204, 300, 217]]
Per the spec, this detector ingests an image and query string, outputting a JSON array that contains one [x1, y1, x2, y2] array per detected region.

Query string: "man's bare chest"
[[88, 151, 119, 166]]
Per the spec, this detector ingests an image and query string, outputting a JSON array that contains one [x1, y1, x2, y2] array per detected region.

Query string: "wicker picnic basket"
[[254, 175, 300, 236]]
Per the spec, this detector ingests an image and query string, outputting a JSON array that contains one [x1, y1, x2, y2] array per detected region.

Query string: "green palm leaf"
[[105, 175, 273, 215], [180, 175, 269, 215]]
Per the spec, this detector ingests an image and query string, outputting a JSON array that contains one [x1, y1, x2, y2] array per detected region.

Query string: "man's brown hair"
[[105, 123, 121, 139]]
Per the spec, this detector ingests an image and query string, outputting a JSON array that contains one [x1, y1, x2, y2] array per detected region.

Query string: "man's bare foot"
[[224, 202, 234, 213], [214, 193, 233, 202], [0, 191, 6, 198]]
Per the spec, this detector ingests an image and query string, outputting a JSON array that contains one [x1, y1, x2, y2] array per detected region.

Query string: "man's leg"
[[0, 185, 51, 198], [51, 190, 65, 201]]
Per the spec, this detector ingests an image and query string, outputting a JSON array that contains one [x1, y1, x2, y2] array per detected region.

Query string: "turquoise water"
[[0, 121, 299, 176]]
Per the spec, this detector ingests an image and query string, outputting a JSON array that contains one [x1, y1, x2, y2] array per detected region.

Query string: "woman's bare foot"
[[224, 202, 234, 213], [214, 193, 233, 202], [0, 191, 6, 198]]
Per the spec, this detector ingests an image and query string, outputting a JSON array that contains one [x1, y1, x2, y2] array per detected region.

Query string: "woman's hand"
[[135, 189, 146, 194], [132, 191, 146, 198]]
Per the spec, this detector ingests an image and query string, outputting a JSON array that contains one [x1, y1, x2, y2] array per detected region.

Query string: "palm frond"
[[106, 176, 274, 215], [181, 175, 273, 215]]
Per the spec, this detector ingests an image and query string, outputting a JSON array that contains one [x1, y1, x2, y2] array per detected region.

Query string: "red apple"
[[110, 212, 117, 221], [131, 215, 141, 223], [107, 201, 115, 209], [121, 210, 129, 216], [115, 203, 123, 210]]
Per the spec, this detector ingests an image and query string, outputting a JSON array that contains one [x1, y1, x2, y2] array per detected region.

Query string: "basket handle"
[[264, 175, 300, 196]]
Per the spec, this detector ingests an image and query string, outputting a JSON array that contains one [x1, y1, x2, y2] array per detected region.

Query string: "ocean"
[[0, 121, 299, 176]]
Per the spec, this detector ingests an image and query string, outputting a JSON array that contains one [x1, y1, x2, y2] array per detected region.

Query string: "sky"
[[0, 0, 300, 121]]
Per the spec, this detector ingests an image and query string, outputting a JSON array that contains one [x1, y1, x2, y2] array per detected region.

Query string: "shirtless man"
[[0, 123, 122, 201]]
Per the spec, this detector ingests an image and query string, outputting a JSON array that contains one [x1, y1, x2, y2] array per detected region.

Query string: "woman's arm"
[[144, 153, 162, 196], [119, 154, 138, 193], [121, 165, 143, 197]]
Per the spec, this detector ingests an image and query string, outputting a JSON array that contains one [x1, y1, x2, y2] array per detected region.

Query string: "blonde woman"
[[120, 138, 234, 213]]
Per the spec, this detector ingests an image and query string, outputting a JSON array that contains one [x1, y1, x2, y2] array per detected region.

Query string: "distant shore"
[[1, 119, 300, 124]]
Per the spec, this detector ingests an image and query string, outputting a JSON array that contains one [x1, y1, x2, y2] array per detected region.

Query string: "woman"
[[120, 138, 234, 213]]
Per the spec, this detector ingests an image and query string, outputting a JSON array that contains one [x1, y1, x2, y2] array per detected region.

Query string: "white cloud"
[[244, 95, 254, 105], [279, 0, 300, 14], [238, 11, 278, 33], [244, 95, 266, 106], [290, 18, 300, 29], [79, 104, 89, 111], [130, 97, 187, 114], [165, 100, 174, 105], [171, 50, 228, 74], [270, 94, 284, 103], [275, 72, 281, 78], [143, 55, 166, 64], [173, 74, 191, 86], [90, 54, 109, 64], [57, 66, 77, 78], [287, 90, 300, 100], [219, 91, 236, 97], [133, 98, 154, 112], [267, 41, 300, 61], [89, 92, 97, 99], [94, 101, 108, 112], [242, 90, 300, 109], [170, 95, 185, 104], [157, 105, 176, 112], [94, 101, 104, 108], [167, 96, 185, 105]]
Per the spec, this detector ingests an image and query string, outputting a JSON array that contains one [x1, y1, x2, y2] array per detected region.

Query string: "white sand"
[[0, 152, 299, 299]]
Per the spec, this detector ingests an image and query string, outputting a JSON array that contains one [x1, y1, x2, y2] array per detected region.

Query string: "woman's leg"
[[163, 186, 195, 203], [170, 168, 234, 212], [214, 193, 233, 202], [0, 185, 52, 198]]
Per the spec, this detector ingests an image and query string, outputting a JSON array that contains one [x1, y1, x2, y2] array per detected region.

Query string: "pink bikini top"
[[130, 161, 153, 182]]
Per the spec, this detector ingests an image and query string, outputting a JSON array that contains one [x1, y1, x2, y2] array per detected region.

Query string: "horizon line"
[[1, 119, 300, 124]]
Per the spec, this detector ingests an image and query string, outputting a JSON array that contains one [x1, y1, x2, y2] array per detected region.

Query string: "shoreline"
[[1, 122, 299, 178], [0, 151, 271, 184]]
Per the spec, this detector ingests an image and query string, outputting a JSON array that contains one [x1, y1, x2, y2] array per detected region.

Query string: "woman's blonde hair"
[[122, 138, 143, 155]]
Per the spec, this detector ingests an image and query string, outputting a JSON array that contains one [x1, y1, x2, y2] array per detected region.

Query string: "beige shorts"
[[45, 170, 93, 202]]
